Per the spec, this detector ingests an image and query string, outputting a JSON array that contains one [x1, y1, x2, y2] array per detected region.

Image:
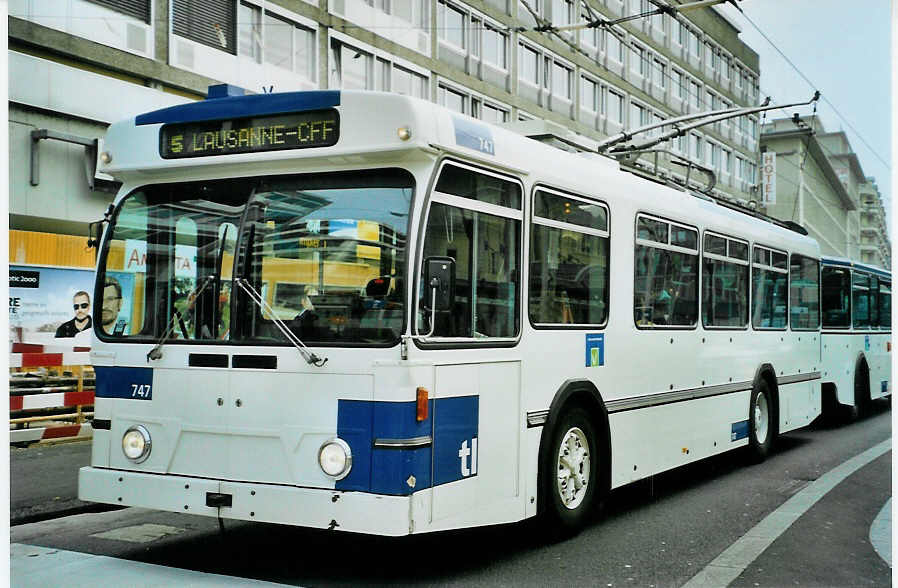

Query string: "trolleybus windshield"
[[96, 169, 413, 346]]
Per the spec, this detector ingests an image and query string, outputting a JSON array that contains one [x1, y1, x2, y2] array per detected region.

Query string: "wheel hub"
[[556, 426, 590, 510]]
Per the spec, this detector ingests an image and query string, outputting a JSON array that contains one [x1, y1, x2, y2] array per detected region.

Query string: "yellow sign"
[[161, 110, 339, 159]]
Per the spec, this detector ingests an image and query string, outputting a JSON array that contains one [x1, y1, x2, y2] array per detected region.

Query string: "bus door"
[[417, 161, 525, 525]]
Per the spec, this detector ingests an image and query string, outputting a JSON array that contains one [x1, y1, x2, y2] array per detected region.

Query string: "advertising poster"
[[103, 271, 135, 336], [9, 265, 96, 346]]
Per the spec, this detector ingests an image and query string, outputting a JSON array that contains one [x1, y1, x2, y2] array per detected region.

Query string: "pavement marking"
[[90, 523, 184, 543], [869, 498, 891, 567], [682, 438, 891, 588], [11, 543, 296, 587]]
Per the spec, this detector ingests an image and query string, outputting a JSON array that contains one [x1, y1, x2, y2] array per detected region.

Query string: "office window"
[[606, 31, 624, 62], [174, 0, 236, 54], [483, 24, 508, 69], [552, 61, 573, 99], [673, 69, 685, 99], [630, 102, 647, 127], [653, 59, 665, 89], [606, 89, 623, 123], [690, 80, 700, 108], [481, 102, 509, 123], [520, 43, 540, 85], [581, 76, 599, 112], [88, 0, 151, 22], [441, 2, 466, 48], [238, 2, 262, 62], [392, 65, 428, 98], [689, 29, 700, 57], [631, 43, 648, 77]]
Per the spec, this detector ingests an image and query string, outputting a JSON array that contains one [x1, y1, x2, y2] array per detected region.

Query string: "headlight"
[[318, 438, 352, 480], [122, 425, 152, 463]]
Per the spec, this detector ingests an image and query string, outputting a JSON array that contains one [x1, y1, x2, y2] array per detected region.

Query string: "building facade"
[[857, 178, 891, 269], [759, 115, 890, 268]]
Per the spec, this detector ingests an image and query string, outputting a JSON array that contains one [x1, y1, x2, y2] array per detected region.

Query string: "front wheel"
[[747, 381, 774, 462], [542, 407, 599, 535]]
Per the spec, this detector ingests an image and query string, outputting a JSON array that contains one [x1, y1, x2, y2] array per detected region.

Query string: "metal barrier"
[[10, 344, 94, 445]]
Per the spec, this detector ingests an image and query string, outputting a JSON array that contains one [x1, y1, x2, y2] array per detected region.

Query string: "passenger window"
[[434, 163, 522, 209], [529, 190, 609, 326], [702, 233, 749, 328], [879, 281, 891, 328], [419, 165, 522, 339], [634, 215, 698, 328], [751, 246, 788, 329], [789, 255, 820, 330], [852, 272, 871, 329], [821, 266, 851, 328]]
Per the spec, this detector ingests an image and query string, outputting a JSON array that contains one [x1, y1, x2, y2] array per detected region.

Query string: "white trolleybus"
[[820, 257, 891, 420], [79, 86, 823, 536]]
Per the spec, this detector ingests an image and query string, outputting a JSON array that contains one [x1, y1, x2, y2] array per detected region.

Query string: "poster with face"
[[101, 271, 134, 336], [9, 265, 96, 345]]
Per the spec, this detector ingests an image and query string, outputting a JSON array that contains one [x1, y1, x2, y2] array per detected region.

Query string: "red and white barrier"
[[10, 390, 95, 411], [10, 423, 93, 444], [9, 344, 94, 443]]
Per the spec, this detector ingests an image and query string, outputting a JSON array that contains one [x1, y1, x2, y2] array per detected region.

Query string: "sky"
[[715, 0, 892, 234]]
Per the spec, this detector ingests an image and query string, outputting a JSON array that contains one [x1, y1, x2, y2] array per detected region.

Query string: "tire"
[[853, 363, 870, 419], [747, 380, 774, 463], [541, 406, 599, 535]]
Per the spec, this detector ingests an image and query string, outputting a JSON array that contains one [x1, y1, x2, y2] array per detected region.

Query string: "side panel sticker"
[[585, 333, 605, 367], [731, 420, 749, 441], [95, 366, 154, 400]]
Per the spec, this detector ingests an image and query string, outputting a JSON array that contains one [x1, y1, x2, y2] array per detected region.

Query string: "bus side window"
[[821, 266, 851, 328], [529, 189, 609, 326], [702, 233, 749, 328], [419, 164, 522, 339], [789, 255, 820, 330], [879, 281, 891, 328], [634, 215, 698, 328], [852, 272, 871, 329], [751, 246, 788, 330]]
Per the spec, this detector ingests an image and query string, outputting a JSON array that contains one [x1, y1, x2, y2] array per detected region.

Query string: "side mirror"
[[423, 257, 455, 311]]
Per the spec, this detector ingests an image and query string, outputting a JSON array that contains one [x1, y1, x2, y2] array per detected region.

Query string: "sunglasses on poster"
[[74, 303, 90, 310]]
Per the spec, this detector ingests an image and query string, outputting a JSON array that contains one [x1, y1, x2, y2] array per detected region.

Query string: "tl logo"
[[458, 438, 478, 477]]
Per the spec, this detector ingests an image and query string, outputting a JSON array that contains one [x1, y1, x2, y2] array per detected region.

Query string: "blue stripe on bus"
[[731, 420, 749, 441], [135, 91, 341, 126], [336, 396, 478, 495], [95, 366, 154, 400]]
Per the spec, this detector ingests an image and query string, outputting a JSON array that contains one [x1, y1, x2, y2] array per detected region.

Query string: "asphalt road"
[[11, 402, 891, 587], [10, 440, 97, 525]]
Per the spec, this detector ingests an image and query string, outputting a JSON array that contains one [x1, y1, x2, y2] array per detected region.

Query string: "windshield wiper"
[[234, 277, 328, 367], [146, 274, 215, 362]]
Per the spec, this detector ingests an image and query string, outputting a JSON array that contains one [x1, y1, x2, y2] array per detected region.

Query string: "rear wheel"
[[542, 407, 599, 535], [853, 362, 870, 419], [747, 381, 774, 462]]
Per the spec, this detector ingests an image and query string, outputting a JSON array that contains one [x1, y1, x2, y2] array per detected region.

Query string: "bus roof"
[[100, 87, 819, 259], [821, 257, 891, 279]]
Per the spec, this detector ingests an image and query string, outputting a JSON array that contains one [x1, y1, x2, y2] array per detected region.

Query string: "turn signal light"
[[887, 342, 891, 352], [416, 387, 428, 421]]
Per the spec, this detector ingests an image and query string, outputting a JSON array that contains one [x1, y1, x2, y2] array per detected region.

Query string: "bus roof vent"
[[207, 84, 247, 99]]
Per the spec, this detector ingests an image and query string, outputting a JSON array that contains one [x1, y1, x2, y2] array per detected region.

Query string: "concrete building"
[[759, 115, 857, 259], [759, 115, 890, 268], [9, 0, 763, 270], [858, 178, 891, 269]]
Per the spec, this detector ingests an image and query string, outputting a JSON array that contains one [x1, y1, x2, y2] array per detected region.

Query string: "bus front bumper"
[[78, 466, 415, 536]]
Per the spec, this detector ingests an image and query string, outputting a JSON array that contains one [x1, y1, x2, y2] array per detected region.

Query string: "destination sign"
[[160, 109, 339, 158]]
